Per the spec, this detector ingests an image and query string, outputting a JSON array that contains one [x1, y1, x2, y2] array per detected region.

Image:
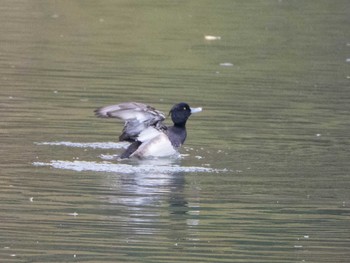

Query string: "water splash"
[[33, 160, 228, 174], [34, 141, 229, 174], [34, 141, 128, 149]]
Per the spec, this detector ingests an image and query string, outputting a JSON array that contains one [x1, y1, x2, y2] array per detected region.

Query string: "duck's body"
[[95, 102, 202, 159]]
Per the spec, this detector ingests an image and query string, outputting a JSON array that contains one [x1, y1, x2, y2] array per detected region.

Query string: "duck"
[[94, 102, 202, 159]]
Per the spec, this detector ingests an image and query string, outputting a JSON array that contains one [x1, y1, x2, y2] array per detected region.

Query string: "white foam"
[[219, 62, 234, 67], [204, 35, 221, 40], [34, 141, 129, 149], [33, 160, 228, 174]]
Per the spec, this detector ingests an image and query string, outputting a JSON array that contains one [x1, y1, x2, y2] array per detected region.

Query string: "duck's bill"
[[190, 107, 202, 114]]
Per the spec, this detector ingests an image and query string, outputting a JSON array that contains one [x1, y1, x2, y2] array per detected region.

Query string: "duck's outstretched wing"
[[94, 102, 166, 142]]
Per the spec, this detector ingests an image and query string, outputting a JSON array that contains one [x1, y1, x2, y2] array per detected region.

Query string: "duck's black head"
[[169, 102, 202, 127]]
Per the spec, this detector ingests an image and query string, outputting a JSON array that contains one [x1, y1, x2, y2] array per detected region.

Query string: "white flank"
[[132, 133, 177, 158]]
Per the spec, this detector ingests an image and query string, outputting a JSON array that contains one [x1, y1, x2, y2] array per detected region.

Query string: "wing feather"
[[94, 102, 166, 142]]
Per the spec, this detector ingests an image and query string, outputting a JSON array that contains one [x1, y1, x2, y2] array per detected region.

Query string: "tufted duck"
[[95, 102, 202, 158]]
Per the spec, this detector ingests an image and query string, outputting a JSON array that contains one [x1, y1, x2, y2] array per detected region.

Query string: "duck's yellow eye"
[[183, 107, 187, 110]]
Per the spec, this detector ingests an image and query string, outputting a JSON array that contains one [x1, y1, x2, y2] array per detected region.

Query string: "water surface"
[[1, 1, 350, 262]]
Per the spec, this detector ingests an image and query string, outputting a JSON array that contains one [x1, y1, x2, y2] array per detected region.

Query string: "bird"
[[94, 102, 202, 159]]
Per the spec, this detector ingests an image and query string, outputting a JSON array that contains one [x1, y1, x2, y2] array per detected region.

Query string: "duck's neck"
[[168, 125, 187, 148], [174, 122, 186, 128]]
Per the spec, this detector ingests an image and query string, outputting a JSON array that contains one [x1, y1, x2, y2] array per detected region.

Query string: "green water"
[[1, 1, 349, 262]]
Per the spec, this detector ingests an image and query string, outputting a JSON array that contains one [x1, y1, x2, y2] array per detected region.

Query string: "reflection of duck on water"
[[104, 166, 199, 237], [95, 102, 202, 159]]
